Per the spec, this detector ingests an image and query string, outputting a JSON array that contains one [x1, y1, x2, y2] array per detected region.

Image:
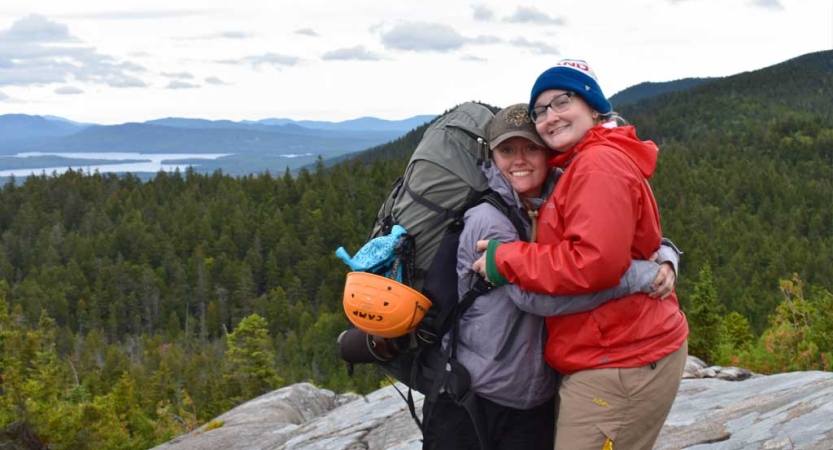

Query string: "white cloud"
[[107, 75, 147, 88], [219, 31, 250, 39], [504, 7, 565, 25], [672, 0, 781, 6], [472, 5, 494, 22], [751, 0, 784, 9], [166, 80, 199, 89], [462, 54, 487, 62], [205, 76, 228, 85], [162, 71, 195, 79], [322, 46, 383, 61], [55, 86, 83, 95], [0, 15, 147, 88], [0, 90, 9, 101], [59, 10, 212, 20], [368, 22, 386, 34], [0, 14, 76, 43], [381, 22, 466, 52], [174, 31, 253, 40], [469, 35, 502, 45], [510, 37, 560, 55], [296, 28, 319, 37], [216, 53, 300, 69]]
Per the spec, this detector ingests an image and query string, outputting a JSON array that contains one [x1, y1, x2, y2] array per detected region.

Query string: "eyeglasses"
[[530, 92, 574, 124]]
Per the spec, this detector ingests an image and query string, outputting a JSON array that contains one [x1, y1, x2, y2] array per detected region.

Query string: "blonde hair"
[[594, 111, 629, 127]]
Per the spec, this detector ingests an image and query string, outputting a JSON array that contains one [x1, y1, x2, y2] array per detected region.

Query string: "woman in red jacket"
[[473, 59, 689, 450]]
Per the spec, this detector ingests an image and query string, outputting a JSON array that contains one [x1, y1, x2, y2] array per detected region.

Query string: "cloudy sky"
[[0, 0, 830, 124]]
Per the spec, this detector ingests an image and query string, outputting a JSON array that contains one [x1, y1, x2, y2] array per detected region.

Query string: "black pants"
[[422, 393, 555, 450]]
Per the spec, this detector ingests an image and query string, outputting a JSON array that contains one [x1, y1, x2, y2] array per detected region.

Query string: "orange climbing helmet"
[[342, 272, 433, 338]]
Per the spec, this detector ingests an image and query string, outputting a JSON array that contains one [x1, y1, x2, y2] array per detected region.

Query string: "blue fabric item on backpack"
[[335, 225, 408, 281]]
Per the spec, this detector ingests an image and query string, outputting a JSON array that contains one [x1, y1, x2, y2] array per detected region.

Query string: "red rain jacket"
[[494, 124, 688, 374]]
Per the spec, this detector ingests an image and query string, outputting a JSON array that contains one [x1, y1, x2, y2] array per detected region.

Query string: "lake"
[[0, 152, 237, 177]]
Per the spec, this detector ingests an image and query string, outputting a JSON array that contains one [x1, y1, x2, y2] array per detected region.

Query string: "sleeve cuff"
[[485, 240, 509, 286]]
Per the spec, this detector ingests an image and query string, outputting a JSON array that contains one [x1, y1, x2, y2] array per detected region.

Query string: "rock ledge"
[[154, 359, 833, 450]]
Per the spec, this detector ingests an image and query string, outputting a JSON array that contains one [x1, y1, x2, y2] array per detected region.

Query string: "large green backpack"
[[370, 102, 494, 287]]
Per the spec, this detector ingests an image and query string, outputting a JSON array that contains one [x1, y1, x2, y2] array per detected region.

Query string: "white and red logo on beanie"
[[553, 59, 600, 83]]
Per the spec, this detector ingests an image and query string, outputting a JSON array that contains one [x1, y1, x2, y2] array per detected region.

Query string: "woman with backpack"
[[472, 61, 689, 450], [423, 103, 681, 450]]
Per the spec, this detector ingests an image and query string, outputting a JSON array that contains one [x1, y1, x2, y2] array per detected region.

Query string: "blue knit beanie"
[[529, 59, 612, 116]]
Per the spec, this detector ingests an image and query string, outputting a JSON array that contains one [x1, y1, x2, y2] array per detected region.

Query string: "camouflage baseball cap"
[[486, 103, 545, 150]]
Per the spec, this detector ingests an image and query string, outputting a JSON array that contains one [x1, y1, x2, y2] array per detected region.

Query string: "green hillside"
[[1, 52, 831, 449], [609, 77, 716, 108], [620, 50, 832, 330], [619, 50, 833, 140]]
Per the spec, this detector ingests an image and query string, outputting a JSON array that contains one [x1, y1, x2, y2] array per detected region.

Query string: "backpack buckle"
[[473, 277, 495, 295]]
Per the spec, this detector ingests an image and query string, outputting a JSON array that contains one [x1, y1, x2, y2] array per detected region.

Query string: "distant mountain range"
[[0, 113, 437, 177], [0, 114, 86, 144], [247, 115, 436, 132], [0, 114, 436, 150]]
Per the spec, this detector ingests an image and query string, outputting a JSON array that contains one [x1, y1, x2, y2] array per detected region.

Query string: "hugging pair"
[[423, 59, 689, 450]]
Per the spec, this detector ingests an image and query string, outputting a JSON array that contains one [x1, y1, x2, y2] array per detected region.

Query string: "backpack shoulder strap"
[[468, 190, 532, 362], [477, 190, 529, 242]]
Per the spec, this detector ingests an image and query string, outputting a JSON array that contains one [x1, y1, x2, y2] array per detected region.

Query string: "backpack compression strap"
[[402, 180, 483, 231]]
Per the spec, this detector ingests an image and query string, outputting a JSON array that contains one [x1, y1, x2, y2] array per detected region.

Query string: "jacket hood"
[[548, 124, 658, 179]]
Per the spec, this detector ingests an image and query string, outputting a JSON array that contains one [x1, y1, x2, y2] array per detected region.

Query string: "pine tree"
[[743, 274, 824, 372], [223, 314, 282, 403], [0, 281, 19, 426], [715, 311, 756, 366], [686, 264, 726, 364]]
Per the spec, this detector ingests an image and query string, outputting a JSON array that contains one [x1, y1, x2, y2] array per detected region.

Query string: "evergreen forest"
[[1, 50, 831, 449]]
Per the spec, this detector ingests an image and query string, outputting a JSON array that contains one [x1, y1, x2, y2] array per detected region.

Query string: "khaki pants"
[[554, 341, 687, 450]]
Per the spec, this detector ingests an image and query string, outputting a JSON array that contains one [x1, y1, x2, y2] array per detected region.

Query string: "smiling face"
[[491, 136, 549, 199], [533, 89, 597, 153]]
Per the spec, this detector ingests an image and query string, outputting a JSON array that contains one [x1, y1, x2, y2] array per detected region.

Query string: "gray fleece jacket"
[[451, 163, 679, 410]]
